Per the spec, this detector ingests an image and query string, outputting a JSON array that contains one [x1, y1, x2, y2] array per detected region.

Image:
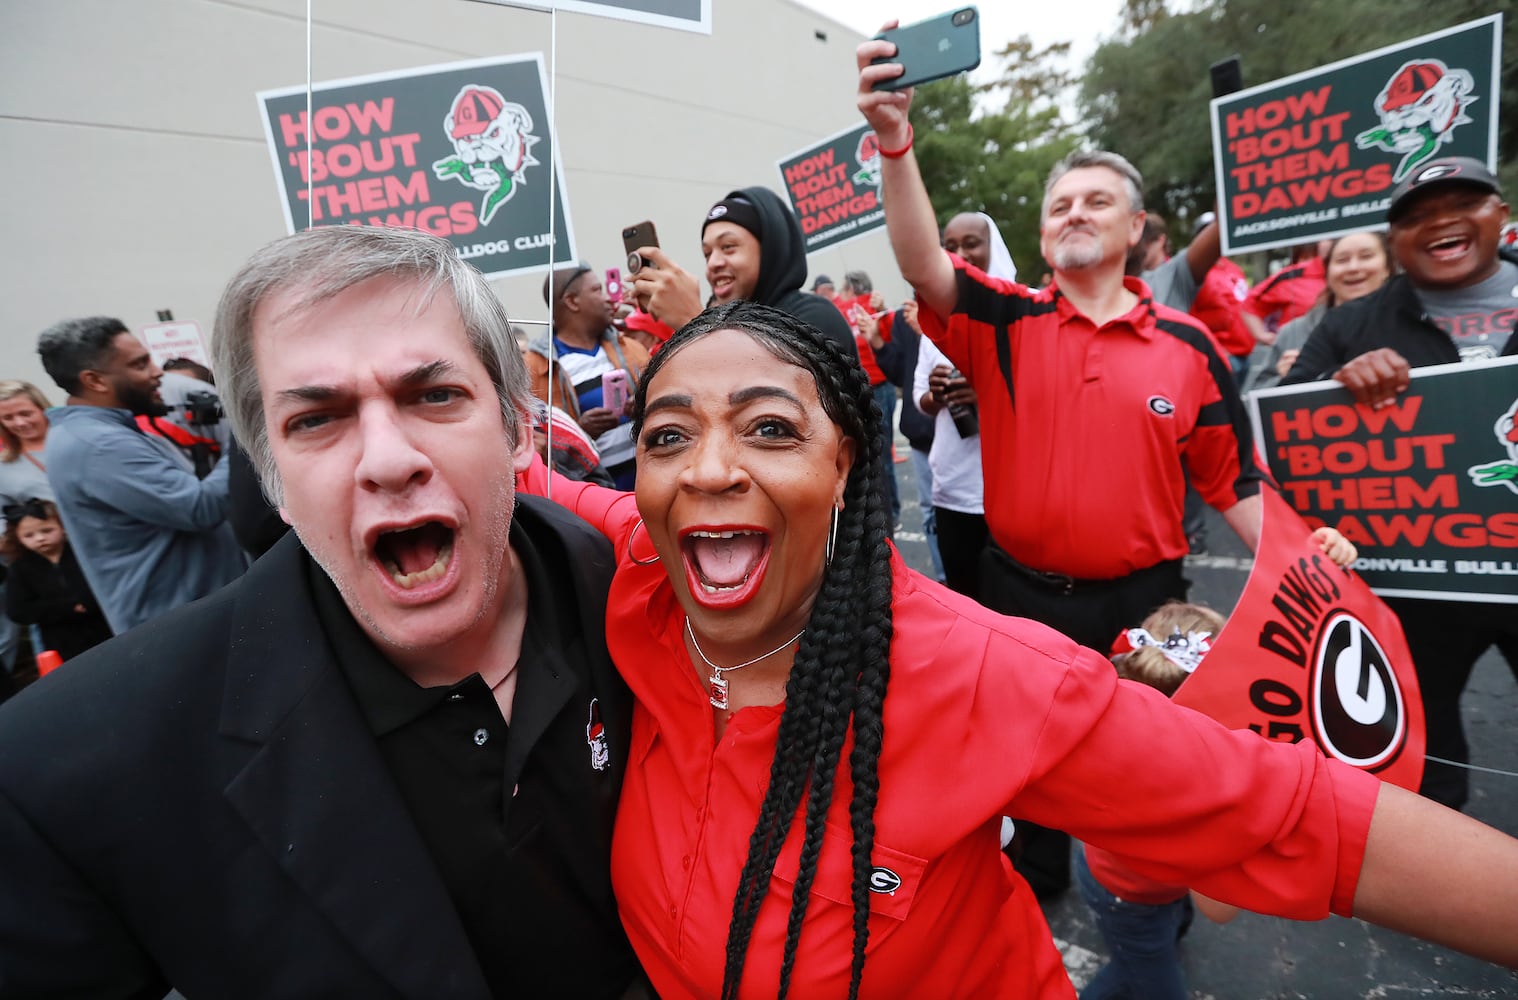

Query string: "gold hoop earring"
[[628, 518, 661, 566]]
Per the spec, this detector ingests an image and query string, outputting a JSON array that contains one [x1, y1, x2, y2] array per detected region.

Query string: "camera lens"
[[952, 9, 973, 25]]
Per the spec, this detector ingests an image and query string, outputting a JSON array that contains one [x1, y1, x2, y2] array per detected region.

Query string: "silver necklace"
[[684, 616, 804, 710]]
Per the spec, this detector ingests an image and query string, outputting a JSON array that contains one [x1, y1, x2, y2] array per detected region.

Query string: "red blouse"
[[541, 475, 1380, 999]]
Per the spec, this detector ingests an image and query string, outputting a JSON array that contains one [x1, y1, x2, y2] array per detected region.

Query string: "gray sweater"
[[44, 406, 246, 634]]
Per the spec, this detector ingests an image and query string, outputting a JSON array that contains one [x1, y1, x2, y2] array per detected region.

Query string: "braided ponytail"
[[633, 302, 895, 999]]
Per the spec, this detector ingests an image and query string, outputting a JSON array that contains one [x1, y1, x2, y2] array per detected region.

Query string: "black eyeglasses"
[[3, 499, 49, 522]]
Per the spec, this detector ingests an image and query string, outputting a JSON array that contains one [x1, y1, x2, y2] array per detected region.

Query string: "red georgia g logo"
[[1311, 612, 1407, 770]]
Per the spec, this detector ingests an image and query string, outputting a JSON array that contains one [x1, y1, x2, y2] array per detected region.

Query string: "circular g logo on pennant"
[[1147, 395, 1175, 417], [1311, 612, 1406, 770]]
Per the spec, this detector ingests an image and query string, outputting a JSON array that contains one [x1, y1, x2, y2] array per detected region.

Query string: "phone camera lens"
[[953, 9, 973, 25]]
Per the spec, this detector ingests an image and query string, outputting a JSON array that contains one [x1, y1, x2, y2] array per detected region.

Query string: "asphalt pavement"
[[888, 446, 1518, 999]]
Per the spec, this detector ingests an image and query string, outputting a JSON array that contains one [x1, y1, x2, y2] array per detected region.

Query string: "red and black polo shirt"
[[916, 256, 1264, 580]]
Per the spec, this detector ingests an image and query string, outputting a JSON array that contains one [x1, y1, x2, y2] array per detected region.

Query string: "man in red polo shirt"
[[860, 81, 1265, 895], [865, 154, 1264, 648]]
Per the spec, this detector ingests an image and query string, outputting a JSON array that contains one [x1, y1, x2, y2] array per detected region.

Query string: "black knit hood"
[[709, 185, 858, 360]]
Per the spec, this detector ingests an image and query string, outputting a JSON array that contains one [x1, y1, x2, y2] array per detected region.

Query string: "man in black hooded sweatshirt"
[[627, 186, 858, 362]]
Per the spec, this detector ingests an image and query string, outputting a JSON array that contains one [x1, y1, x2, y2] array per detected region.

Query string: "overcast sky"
[[798, 0, 1128, 84]]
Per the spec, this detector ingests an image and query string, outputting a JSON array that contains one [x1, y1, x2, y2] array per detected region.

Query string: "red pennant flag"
[[1174, 488, 1425, 791]]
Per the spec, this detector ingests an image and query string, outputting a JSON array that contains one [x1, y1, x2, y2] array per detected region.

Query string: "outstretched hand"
[[1311, 526, 1358, 568], [856, 22, 911, 148], [853, 304, 883, 348]]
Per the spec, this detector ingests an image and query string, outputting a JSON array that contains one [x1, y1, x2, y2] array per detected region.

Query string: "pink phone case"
[[602, 370, 630, 412]]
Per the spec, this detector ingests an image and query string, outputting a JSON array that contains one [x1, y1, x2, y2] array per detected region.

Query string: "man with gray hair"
[[860, 55, 1265, 896], [35, 315, 245, 634], [0, 227, 642, 998]]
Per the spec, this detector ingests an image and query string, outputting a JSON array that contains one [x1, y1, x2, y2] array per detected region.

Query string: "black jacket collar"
[[215, 495, 629, 1000]]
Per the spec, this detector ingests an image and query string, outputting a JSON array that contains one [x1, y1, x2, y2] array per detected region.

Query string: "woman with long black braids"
[[526, 301, 1518, 998]]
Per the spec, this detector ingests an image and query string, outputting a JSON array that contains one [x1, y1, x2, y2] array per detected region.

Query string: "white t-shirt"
[[913, 337, 983, 514]]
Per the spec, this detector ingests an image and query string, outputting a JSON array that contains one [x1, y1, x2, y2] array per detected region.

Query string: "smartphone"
[[601, 369, 630, 414], [621, 221, 659, 275], [870, 7, 980, 92], [1210, 56, 1243, 98], [605, 267, 623, 305]]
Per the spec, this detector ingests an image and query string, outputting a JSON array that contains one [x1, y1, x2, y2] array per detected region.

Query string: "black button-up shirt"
[[312, 514, 638, 998]]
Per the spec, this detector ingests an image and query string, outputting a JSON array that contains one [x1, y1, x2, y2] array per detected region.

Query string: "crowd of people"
[[0, 331, 243, 702], [0, 23, 1516, 1000]]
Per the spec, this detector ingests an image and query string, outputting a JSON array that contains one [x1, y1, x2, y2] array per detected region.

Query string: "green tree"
[[1080, 0, 1518, 240], [910, 36, 1082, 273]]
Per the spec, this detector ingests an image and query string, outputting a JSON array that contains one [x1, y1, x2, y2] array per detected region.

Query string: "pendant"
[[708, 673, 730, 710]]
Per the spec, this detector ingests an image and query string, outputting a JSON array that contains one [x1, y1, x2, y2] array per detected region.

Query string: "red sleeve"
[[886, 572, 1377, 921], [517, 453, 643, 552], [1009, 638, 1378, 919], [1184, 352, 1262, 511], [912, 252, 1034, 387], [1191, 266, 1254, 357], [1244, 272, 1281, 319], [1151, 307, 1264, 510], [1245, 261, 1316, 322]]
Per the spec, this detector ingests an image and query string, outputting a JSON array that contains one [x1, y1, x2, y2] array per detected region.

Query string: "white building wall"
[[0, 0, 908, 391]]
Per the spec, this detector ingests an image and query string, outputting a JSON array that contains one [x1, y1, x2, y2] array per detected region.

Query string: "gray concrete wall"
[[0, 0, 908, 392]]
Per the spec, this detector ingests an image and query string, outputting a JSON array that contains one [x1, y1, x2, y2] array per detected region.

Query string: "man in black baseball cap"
[[1385, 156, 1503, 223], [1282, 154, 1517, 813], [1284, 154, 1512, 396]]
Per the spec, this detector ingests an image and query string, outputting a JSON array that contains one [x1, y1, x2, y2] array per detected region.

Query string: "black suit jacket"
[[0, 496, 632, 999]]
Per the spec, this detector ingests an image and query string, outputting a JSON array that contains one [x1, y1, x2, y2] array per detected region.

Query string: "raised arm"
[[518, 453, 641, 549], [1179, 212, 1222, 286], [856, 27, 956, 321]]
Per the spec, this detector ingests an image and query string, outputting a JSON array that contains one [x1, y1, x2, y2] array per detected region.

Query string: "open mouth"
[[1427, 234, 1471, 260], [682, 529, 770, 603], [373, 521, 455, 589]]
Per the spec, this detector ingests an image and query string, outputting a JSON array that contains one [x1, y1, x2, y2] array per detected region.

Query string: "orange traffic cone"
[[36, 650, 62, 677]]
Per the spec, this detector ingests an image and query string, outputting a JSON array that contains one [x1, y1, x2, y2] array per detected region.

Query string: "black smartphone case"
[[872, 7, 981, 92]]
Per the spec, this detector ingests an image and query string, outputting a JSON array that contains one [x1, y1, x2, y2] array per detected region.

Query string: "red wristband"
[[877, 124, 913, 159]]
